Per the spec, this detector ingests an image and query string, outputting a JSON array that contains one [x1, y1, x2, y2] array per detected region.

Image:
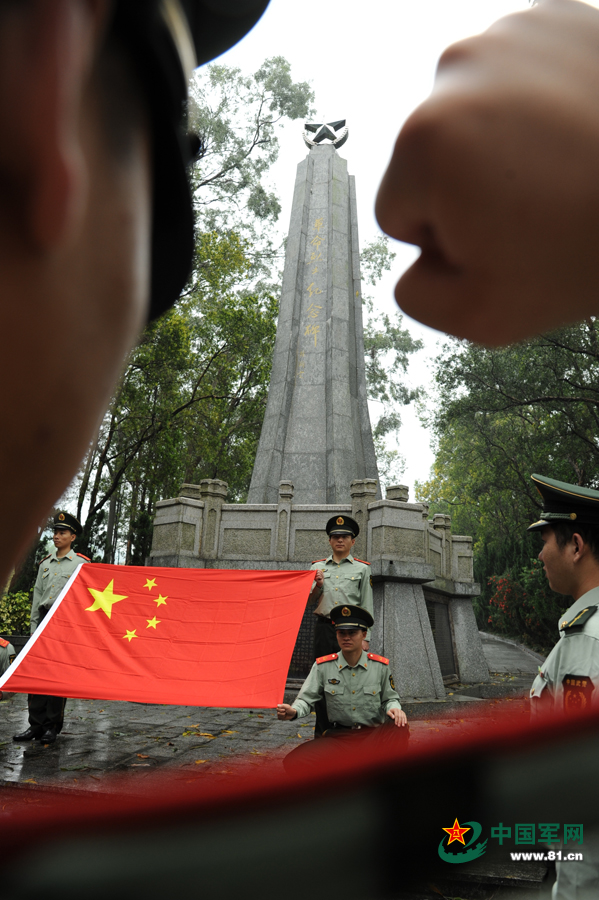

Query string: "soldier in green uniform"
[[527, 474, 599, 896], [308, 514, 374, 735], [278, 605, 408, 774], [13, 512, 89, 744]]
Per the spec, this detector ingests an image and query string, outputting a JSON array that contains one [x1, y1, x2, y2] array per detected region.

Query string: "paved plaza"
[[0, 632, 542, 797]]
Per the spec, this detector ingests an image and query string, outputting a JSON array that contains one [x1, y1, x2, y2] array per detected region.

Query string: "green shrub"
[[486, 559, 569, 654], [0, 591, 31, 635]]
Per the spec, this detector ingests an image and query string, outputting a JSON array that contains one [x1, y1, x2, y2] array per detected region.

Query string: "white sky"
[[216, 0, 530, 497]]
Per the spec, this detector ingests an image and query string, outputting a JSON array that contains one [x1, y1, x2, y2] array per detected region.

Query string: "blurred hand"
[[376, 0, 599, 345]]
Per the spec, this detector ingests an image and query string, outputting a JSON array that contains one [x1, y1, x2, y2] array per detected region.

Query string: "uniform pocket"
[[362, 685, 382, 715], [324, 683, 345, 717]]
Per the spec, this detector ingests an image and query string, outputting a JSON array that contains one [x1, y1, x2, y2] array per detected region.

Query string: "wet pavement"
[[0, 631, 543, 797]]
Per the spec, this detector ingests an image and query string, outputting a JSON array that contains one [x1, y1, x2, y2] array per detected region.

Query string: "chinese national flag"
[[0, 564, 315, 708]]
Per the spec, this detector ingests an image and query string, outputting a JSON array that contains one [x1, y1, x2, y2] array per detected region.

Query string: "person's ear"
[[0, 0, 109, 249]]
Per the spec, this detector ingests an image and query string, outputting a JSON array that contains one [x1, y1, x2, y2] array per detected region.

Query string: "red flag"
[[0, 564, 315, 707]]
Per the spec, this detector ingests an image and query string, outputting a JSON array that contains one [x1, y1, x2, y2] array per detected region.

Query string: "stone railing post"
[[350, 478, 378, 559], [199, 479, 228, 559], [276, 481, 293, 561]]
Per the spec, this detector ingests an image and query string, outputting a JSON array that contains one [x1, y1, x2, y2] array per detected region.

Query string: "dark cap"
[[326, 515, 359, 538], [330, 605, 374, 631], [528, 474, 599, 532], [53, 511, 82, 536], [110, 1, 270, 321]]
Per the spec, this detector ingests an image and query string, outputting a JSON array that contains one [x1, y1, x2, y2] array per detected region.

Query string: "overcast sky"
[[215, 0, 530, 496]]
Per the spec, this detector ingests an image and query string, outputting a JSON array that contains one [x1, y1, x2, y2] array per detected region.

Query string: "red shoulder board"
[[76, 553, 90, 561], [0, 638, 9, 648], [39, 555, 51, 564], [354, 558, 370, 565], [312, 559, 326, 564], [367, 653, 389, 665], [316, 653, 338, 664]]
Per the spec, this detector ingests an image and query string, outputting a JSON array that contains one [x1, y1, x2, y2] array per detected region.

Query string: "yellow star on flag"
[[86, 580, 128, 619], [147, 617, 160, 629], [154, 594, 167, 607], [123, 630, 137, 642], [144, 578, 157, 591]]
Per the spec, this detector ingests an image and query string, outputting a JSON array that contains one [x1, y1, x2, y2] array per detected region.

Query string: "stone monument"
[[248, 119, 379, 505], [149, 121, 489, 697]]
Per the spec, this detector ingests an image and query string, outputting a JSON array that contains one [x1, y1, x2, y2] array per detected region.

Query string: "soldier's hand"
[[375, 0, 599, 346], [387, 708, 407, 728], [276, 703, 297, 721], [314, 570, 324, 587]]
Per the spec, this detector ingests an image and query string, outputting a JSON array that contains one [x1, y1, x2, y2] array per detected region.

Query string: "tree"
[[417, 318, 599, 642], [64, 58, 315, 565], [361, 237, 423, 485]]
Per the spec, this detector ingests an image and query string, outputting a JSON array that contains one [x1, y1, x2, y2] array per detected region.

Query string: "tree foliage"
[[60, 57, 315, 566], [417, 318, 599, 644], [362, 237, 423, 484]]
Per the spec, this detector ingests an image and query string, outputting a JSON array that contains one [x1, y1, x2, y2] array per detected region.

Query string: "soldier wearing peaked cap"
[[13, 513, 89, 746], [277, 605, 408, 774], [527, 474, 599, 896], [307, 514, 374, 736]]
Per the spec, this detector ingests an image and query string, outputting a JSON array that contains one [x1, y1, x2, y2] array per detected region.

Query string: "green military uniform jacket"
[[530, 585, 599, 715], [292, 650, 401, 728], [30, 548, 88, 634], [311, 553, 373, 637], [0, 638, 15, 675]]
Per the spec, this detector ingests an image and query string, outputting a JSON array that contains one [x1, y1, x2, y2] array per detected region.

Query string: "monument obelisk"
[[248, 120, 380, 505]]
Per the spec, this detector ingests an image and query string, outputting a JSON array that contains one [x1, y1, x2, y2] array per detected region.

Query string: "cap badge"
[[58, 513, 65, 521], [342, 607, 351, 617], [336, 516, 344, 525]]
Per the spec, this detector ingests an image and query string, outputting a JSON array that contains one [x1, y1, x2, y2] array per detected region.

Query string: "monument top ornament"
[[303, 119, 348, 149]]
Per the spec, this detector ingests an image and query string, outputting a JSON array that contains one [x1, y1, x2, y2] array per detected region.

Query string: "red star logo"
[[442, 818, 471, 845]]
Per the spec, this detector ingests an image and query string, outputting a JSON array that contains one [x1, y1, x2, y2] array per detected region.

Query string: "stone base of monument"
[[149, 479, 489, 700]]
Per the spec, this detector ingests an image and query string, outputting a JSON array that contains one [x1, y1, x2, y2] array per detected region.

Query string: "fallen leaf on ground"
[[194, 760, 207, 764], [222, 730, 238, 734], [137, 754, 149, 759], [198, 733, 215, 738], [22, 779, 37, 784]]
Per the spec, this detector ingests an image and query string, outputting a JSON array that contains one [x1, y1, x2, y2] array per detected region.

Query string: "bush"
[[486, 559, 569, 654], [0, 591, 31, 635]]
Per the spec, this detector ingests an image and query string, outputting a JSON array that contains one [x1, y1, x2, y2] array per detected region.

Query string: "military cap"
[[326, 514, 360, 538], [110, 0, 270, 321], [528, 474, 599, 531], [53, 511, 82, 536], [330, 605, 374, 631]]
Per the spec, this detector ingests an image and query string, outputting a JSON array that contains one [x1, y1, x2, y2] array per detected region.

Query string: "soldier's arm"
[[382, 669, 407, 727], [290, 662, 325, 718], [360, 566, 373, 644], [308, 568, 324, 604], [29, 564, 45, 634]]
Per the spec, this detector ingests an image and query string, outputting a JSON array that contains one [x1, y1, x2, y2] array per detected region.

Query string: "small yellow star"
[[123, 630, 137, 642], [154, 594, 167, 607], [86, 580, 128, 618], [144, 578, 157, 591], [146, 617, 160, 629]]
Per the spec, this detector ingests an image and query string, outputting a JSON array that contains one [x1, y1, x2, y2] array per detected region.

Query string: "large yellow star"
[[146, 617, 160, 629], [154, 594, 167, 607], [442, 818, 471, 846], [123, 630, 137, 642], [86, 580, 128, 618], [144, 578, 157, 591]]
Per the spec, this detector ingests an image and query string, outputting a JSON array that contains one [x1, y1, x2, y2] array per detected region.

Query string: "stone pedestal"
[[150, 479, 489, 694]]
